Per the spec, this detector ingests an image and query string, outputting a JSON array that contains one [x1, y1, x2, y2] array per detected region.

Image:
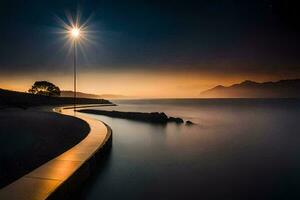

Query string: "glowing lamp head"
[[70, 27, 80, 39]]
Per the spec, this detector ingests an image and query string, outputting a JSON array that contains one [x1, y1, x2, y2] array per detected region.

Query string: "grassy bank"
[[0, 108, 90, 188], [0, 88, 112, 108], [0, 88, 112, 188]]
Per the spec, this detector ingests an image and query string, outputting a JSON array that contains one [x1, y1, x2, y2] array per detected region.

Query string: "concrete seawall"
[[0, 106, 112, 200]]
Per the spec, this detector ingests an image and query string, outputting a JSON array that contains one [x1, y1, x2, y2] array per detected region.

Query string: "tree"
[[28, 81, 61, 97]]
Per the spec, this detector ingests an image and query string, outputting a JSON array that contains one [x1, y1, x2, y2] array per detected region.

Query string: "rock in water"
[[185, 120, 195, 126], [168, 117, 184, 123], [78, 109, 184, 124]]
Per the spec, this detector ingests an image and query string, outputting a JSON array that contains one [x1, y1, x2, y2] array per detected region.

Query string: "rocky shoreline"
[[78, 109, 191, 124]]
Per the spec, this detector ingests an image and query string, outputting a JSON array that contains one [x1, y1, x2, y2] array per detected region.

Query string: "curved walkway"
[[0, 106, 112, 200]]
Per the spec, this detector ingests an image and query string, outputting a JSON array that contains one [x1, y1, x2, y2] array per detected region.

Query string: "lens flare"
[[55, 10, 95, 51], [55, 10, 98, 63], [70, 27, 80, 39]]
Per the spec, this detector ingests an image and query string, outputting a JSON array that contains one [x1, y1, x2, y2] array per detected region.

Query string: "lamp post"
[[70, 27, 80, 112]]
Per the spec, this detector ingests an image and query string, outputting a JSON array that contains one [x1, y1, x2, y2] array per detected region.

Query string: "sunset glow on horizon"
[[0, 1, 299, 98], [1, 69, 299, 98]]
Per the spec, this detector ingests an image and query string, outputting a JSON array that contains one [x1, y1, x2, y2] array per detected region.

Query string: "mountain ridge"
[[61, 90, 128, 99], [200, 79, 300, 98]]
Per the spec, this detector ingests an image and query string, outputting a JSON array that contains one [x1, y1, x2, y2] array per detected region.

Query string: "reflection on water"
[[80, 99, 300, 200]]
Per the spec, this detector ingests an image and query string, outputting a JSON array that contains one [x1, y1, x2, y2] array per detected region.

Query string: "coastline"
[[0, 106, 112, 199], [0, 107, 90, 188]]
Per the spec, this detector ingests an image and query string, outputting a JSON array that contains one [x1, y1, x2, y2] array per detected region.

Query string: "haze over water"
[[80, 99, 300, 199]]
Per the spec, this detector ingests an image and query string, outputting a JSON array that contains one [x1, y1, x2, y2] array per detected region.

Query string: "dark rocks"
[[168, 117, 184, 123], [185, 120, 195, 126], [79, 109, 184, 124], [147, 112, 169, 123]]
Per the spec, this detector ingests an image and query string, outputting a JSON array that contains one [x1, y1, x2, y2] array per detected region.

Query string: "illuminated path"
[[0, 106, 112, 200]]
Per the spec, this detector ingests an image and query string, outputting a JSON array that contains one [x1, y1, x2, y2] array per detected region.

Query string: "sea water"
[[80, 99, 300, 200]]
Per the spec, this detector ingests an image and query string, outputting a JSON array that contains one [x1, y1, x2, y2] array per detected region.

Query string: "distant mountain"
[[61, 91, 128, 99], [61, 91, 100, 99], [98, 94, 129, 99], [200, 79, 300, 98]]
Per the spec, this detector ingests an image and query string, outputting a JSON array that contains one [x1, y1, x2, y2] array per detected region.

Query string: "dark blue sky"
[[0, 0, 299, 75]]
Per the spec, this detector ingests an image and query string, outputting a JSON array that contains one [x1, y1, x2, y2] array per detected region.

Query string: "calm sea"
[[79, 99, 300, 200]]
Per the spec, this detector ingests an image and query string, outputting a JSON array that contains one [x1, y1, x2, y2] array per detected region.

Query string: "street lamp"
[[69, 27, 81, 112], [57, 13, 91, 113]]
